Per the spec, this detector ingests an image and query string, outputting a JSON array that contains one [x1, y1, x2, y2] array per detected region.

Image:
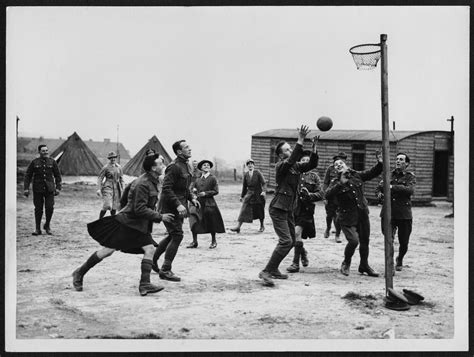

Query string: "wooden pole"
[[116, 125, 120, 164], [380, 34, 393, 291]]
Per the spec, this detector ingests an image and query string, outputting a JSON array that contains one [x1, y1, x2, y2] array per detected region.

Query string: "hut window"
[[352, 144, 366, 171], [270, 139, 284, 164]]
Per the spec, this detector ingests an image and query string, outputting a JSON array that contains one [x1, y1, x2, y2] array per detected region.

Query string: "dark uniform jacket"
[[323, 164, 338, 192], [299, 170, 324, 204], [270, 143, 319, 212], [116, 172, 163, 234], [160, 156, 193, 214], [192, 174, 219, 208], [325, 162, 383, 226], [24, 157, 62, 193], [375, 169, 416, 220]]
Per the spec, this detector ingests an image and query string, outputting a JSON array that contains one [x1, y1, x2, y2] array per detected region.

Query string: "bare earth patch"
[[14, 182, 454, 340]]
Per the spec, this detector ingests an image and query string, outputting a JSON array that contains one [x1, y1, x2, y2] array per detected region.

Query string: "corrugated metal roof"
[[252, 129, 448, 142]]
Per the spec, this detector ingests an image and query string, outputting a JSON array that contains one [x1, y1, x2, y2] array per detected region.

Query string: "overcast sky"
[[6, 6, 469, 164]]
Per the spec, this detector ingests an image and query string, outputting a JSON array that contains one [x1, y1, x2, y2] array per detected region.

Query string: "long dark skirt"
[[237, 194, 265, 223], [191, 205, 225, 234], [87, 216, 155, 254], [295, 202, 316, 239]]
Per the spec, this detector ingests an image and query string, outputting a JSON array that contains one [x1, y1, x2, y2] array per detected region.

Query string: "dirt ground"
[[14, 181, 454, 342]]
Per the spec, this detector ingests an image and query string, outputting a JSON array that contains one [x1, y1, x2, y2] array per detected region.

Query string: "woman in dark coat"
[[230, 159, 267, 233], [186, 160, 225, 249]]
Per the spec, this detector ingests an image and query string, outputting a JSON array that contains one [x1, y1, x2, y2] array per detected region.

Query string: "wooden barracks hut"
[[251, 129, 453, 204]]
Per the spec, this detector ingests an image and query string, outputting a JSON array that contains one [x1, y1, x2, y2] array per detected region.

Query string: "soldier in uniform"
[[72, 154, 175, 296], [96, 151, 124, 219], [322, 152, 347, 242], [258, 125, 319, 287], [287, 150, 324, 273], [375, 152, 416, 272], [23, 144, 62, 235], [325, 152, 383, 277], [151, 140, 200, 282]]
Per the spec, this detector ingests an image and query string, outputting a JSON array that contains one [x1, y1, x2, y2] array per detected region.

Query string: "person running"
[[375, 152, 416, 272], [186, 160, 225, 249], [322, 152, 347, 243], [151, 140, 201, 282], [72, 154, 174, 296], [96, 151, 124, 219], [287, 150, 324, 273], [325, 152, 383, 277], [23, 144, 62, 235], [258, 125, 319, 287], [230, 159, 267, 233]]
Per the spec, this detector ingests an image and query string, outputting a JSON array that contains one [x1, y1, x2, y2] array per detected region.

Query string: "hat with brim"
[[246, 159, 255, 165], [384, 296, 410, 311], [402, 289, 425, 305], [197, 160, 213, 170], [107, 151, 118, 159], [333, 152, 348, 161], [301, 150, 312, 158], [385, 288, 410, 311]]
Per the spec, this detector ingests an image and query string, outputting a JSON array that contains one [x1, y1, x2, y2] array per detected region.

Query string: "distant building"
[[251, 129, 453, 204], [17, 136, 131, 165]]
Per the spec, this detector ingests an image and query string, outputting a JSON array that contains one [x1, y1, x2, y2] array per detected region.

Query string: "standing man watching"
[[23, 144, 62, 235], [322, 152, 347, 243], [258, 125, 319, 287], [152, 140, 200, 282], [325, 152, 383, 277], [375, 152, 416, 272]]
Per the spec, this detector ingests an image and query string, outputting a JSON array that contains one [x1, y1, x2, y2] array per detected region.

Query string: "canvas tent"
[[51, 132, 103, 175], [123, 135, 172, 177]]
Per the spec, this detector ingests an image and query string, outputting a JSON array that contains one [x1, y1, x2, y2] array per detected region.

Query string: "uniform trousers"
[[340, 209, 371, 266], [158, 216, 184, 271], [33, 191, 55, 228], [382, 218, 413, 262], [264, 207, 295, 272]]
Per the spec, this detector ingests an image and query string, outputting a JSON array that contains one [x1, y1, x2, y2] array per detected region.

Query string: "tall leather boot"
[[287, 242, 302, 273]]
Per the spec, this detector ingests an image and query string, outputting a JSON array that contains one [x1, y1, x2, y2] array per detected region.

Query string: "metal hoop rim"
[[349, 43, 381, 55]]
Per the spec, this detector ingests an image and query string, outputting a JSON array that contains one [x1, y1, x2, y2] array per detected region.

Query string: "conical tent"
[[50, 132, 103, 175], [123, 135, 173, 177]]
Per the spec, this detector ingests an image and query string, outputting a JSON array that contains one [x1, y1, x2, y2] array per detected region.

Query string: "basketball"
[[317, 116, 333, 131]]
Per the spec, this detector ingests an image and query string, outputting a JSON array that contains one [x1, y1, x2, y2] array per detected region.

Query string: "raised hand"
[[312, 135, 320, 151], [297, 125, 311, 141]]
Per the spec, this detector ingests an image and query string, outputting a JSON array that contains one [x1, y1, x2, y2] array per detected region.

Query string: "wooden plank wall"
[[251, 132, 453, 204], [397, 132, 435, 204], [448, 155, 454, 202]]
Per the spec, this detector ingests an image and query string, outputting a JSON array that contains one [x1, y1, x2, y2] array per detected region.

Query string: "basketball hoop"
[[349, 43, 381, 70]]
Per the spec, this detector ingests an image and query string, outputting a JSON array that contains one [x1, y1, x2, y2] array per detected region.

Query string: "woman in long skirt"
[[230, 159, 267, 233], [186, 160, 225, 249], [97, 151, 124, 218]]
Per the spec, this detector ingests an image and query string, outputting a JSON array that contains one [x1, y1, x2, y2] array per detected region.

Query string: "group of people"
[[22, 127, 416, 295]]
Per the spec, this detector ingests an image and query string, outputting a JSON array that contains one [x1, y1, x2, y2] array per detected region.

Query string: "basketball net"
[[349, 44, 381, 70]]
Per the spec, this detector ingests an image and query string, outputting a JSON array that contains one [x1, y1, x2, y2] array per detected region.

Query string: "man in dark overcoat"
[[375, 152, 416, 272], [258, 125, 319, 287], [152, 140, 200, 282], [23, 144, 62, 235], [325, 152, 383, 277]]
